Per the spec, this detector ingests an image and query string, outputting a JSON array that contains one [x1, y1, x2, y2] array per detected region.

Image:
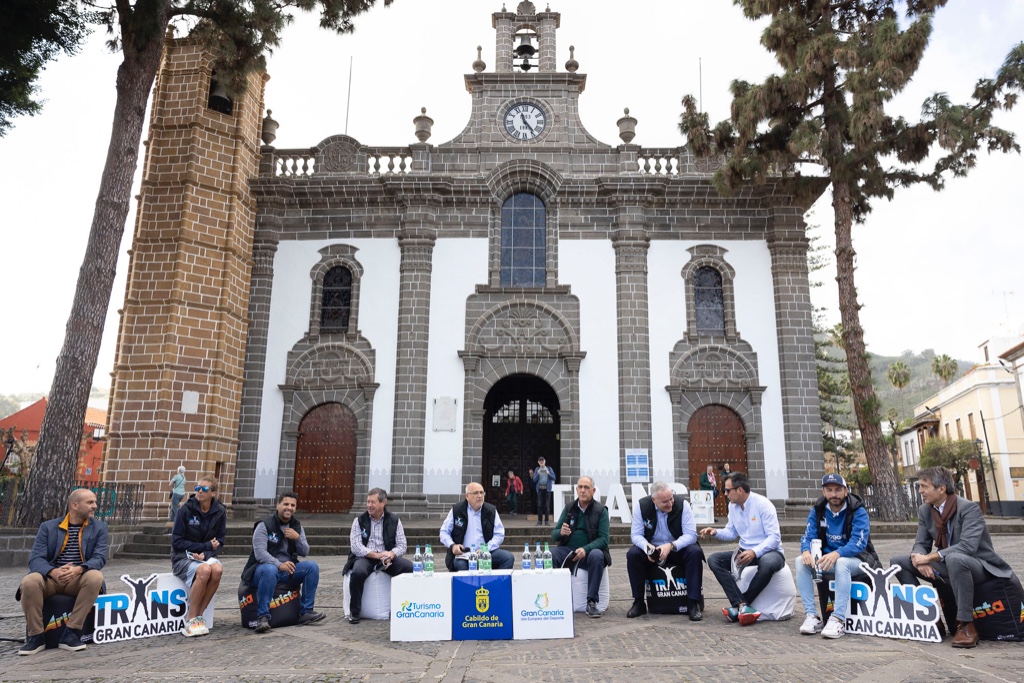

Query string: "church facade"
[[105, 2, 823, 518]]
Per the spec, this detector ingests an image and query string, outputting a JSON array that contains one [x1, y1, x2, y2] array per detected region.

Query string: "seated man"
[[549, 476, 611, 618], [343, 488, 413, 624], [241, 491, 325, 633], [626, 481, 704, 620], [891, 466, 1019, 648], [18, 489, 107, 655], [796, 473, 880, 639], [440, 482, 515, 571], [700, 472, 785, 625]]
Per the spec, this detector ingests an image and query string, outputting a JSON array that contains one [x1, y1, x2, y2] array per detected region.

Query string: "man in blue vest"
[[626, 481, 705, 620], [18, 489, 107, 654], [796, 473, 879, 639], [549, 476, 611, 618], [241, 491, 325, 633], [440, 482, 515, 571], [343, 488, 413, 624]]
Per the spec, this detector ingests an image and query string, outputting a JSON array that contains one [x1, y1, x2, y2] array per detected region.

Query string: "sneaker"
[[586, 600, 601, 618], [722, 607, 739, 623], [18, 633, 46, 656], [799, 613, 823, 635], [58, 628, 86, 652], [298, 611, 326, 625], [821, 615, 846, 639], [626, 600, 647, 619], [254, 615, 272, 634], [193, 615, 210, 636], [738, 605, 761, 626], [182, 617, 205, 637]]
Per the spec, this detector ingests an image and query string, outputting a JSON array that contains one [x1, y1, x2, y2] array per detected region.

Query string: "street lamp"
[[972, 438, 991, 515]]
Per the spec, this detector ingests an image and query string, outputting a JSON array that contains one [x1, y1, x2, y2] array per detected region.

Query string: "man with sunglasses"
[[549, 476, 611, 618], [700, 472, 784, 626], [170, 475, 226, 637]]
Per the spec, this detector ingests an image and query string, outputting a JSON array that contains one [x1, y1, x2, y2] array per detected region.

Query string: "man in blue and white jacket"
[[796, 473, 880, 639], [700, 472, 784, 625]]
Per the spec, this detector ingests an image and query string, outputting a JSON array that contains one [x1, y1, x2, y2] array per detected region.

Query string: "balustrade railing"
[[263, 147, 415, 177]]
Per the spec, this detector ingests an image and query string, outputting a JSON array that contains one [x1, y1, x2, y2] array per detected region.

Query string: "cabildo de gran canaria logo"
[[395, 599, 445, 619], [475, 586, 490, 613], [520, 592, 565, 621]]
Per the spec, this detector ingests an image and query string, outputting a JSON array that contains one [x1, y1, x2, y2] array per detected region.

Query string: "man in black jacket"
[[241, 492, 325, 633], [343, 488, 413, 624], [549, 476, 611, 618], [18, 489, 107, 655], [626, 481, 704, 620], [439, 482, 515, 571]]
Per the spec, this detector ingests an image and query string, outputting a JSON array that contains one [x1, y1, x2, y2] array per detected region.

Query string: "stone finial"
[[565, 45, 579, 73], [261, 109, 279, 146], [517, 1, 536, 15], [413, 107, 434, 143], [472, 45, 486, 73], [616, 108, 637, 144]]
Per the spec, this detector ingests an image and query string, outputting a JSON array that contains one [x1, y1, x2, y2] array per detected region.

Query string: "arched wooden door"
[[482, 375, 560, 513], [294, 403, 357, 513], [688, 405, 747, 518]]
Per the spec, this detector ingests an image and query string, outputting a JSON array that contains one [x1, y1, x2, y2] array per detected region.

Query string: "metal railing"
[[0, 479, 145, 527]]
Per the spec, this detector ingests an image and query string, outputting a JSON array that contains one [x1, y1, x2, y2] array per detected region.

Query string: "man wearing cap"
[[891, 466, 1019, 648], [796, 473, 880, 639], [699, 472, 784, 625]]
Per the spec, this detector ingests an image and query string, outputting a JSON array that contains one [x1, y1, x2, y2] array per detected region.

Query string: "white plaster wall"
[[649, 241, 788, 499], [423, 238, 489, 495], [559, 240, 620, 493], [255, 239, 401, 498], [987, 386, 1015, 500]]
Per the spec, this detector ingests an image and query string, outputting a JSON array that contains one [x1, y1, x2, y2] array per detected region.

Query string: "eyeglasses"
[[723, 487, 735, 493], [467, 490, 485, 496], [194, 485, 211, 493]]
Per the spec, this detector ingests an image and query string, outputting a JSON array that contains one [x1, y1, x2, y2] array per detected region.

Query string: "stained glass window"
[[694, 266, 725, 335], [500, 193, 546, 287], [320, 266, 352, 332]]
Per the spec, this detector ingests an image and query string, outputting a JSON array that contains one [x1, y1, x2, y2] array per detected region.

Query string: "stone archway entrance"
[[688, 405, 747, 518], [482, 374, 560, 513], [294, 403, 357, 512]]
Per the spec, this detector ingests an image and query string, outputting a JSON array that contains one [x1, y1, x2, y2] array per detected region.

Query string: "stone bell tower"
[[104, 33, 267, 518], [493, 1, 560, 73]]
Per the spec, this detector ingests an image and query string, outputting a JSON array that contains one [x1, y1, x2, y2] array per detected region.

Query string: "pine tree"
[[15, 0, 395, 527], [680, 0, 1023, 521]]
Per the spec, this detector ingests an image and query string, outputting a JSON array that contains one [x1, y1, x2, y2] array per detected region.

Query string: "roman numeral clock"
[[502, 102, 547, 141]]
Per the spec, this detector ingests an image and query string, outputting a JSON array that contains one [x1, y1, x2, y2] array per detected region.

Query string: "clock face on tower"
[[502, 102, 546, 141]]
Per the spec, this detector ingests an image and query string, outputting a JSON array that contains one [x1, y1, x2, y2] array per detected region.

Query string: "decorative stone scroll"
[[288, 344, 373, 387], [470, 302, 573, 355], [670, 343, 758, 390]]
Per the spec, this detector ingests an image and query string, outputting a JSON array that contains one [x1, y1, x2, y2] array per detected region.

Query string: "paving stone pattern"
[[3, 538, 1023, 682]]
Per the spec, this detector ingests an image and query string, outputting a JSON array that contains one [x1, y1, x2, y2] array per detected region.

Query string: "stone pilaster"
[[767, 207, 823, 515], [233, 231, 279, 510], [388, 219, 437, 510], [612, 225, 653, 479], [492, 11, 514, 72]]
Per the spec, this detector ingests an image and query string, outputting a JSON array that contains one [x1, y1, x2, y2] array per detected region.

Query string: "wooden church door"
[[293, 403, 357, 512]]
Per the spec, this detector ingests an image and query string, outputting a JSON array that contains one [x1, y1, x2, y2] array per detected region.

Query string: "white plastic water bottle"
[[480, 545, 492, 574], [424, 544, 434, 577], [542, 542, 553, 573], [810, 538, 823, 583], [535, 542, 543, 572], [412, 545, 423, 575], [467, 543, 479, 574], [522, 542, 532, 571]]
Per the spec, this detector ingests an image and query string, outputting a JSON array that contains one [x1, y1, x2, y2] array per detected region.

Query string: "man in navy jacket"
[[18, 489, 107, 655]]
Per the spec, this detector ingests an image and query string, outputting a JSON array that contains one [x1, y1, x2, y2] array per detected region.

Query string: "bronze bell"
[[515, 34, 536, 58]]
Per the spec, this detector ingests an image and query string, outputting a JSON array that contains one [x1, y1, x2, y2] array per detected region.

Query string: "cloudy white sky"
[[1, 0, 1022, 395]]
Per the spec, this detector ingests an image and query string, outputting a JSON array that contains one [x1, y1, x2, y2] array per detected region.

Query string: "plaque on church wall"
[[433, 397, 457, 432]]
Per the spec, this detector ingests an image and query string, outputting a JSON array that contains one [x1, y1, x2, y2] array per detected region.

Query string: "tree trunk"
[[832, 180, 912, 522], [13, 11, 169, 526]]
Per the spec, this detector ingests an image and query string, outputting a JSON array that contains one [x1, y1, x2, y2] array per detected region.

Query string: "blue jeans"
[[168, 493, 184, 521], [254, 561, 319, 618], [795, 556, 864, 621]]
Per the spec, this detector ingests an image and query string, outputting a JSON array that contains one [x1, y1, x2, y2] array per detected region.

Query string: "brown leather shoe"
[[952, 620, 979, 648]]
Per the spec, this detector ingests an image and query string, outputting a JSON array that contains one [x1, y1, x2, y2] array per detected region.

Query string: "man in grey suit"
[[891, 466, 1018, 648]]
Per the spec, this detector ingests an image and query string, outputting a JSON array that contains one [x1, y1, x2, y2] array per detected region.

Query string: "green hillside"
[[869, 349, 972, 423]]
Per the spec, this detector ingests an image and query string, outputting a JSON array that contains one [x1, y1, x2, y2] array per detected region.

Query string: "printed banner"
[[452, 572, 513, 640], [842, 564, 942, 643], [511, 569, 573, 639], [389, 574, 452, 642], [93, 574, 190, 644]]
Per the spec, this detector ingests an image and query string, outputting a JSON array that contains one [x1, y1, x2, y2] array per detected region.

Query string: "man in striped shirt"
[[342, 488, 413, 624], [18, 489, 108, 655]]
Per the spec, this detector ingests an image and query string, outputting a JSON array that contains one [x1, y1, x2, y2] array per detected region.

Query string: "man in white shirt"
[[700, 472, 784, 625], [439, 482, 515, 571]]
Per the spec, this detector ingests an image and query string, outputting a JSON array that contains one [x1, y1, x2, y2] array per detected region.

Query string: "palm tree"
[[887, 361, 911, 418], [932, 354, 958, 386]]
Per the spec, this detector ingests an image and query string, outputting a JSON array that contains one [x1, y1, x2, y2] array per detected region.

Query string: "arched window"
[[693, 266, 725, 335], [320, 266, 352, 332], [500, 193, 546, 287]]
